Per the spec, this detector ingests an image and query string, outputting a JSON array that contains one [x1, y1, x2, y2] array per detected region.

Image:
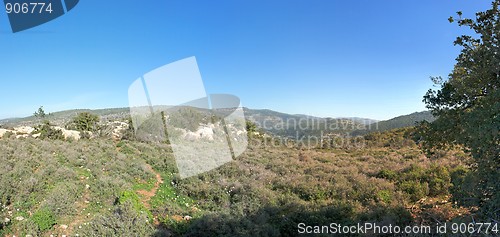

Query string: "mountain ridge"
[[0, 107, 434, 135]]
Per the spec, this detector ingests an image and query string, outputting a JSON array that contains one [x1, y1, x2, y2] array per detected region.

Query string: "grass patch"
[[150, 174, 195, 212]]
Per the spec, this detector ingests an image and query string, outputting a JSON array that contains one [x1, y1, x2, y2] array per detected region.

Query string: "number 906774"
[[5, 2, 53, 14]]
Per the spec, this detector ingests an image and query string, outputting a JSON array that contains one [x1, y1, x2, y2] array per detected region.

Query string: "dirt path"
[[136, 164, 165, 228], [136, 164, 163, 209]]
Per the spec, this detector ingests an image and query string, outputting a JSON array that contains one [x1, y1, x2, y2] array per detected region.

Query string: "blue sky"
[[0, 0, 492, 120]]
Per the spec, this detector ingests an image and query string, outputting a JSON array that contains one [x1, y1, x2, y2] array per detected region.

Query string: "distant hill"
[[0, 107, 433, 138], [0, 108, 130, 127], [242, 108, 371, 138], [352, 111, 435, 135]]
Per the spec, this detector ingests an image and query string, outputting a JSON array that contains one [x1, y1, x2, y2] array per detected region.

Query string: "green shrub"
[[399, 181, 429, 202], [376, 169, 397, 181], [17, 219, 40, 237], [120, 117, 136, 141], [402, 164, 426, 181], [377, 190, 393, 203], [168, 107, 206, 132], [246, 121, 258, 134], [449, 166, 479, 206], [32, 207, 56, 231], [3, 131, 14, 139], [426, 165, 451, 196], [158, 216, 191, 236], [34, 122, 64, 140], [67, 112, 100, 132], [118, 191, 153, 221], [80, 200, 154, 236]]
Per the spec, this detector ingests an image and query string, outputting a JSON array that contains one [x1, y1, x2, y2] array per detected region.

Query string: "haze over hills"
[[0, 107, 434, 137]]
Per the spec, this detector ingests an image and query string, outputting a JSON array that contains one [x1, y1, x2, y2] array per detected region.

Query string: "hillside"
[[0, 108, 130, 127], [351, 111, 435, 136], [0, 126, 473, 236], [372, 111, 434, 131], [1, 107, 386, 139]]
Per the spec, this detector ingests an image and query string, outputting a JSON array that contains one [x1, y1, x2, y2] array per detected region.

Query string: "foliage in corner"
[[417, 1, 499, 216]]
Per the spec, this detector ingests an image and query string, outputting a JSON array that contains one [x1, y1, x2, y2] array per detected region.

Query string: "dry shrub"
[[298, 150, 311, 162]]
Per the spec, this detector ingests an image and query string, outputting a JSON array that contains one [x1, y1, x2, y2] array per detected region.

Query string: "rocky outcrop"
[[14, 126, 35, 134], [53, 127, 81, 140], [184, 125, 215, 141], [0, 120, 246, 142], [0, 128, 14, 138], [107, 121, 129, 140], [0, 126, 81, 140]]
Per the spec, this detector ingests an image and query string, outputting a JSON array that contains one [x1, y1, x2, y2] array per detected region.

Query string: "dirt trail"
[[136, 164, 163, 209]]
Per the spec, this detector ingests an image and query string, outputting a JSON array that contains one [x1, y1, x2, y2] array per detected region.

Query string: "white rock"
[[16, 134, 29, 139], [14, 126, 34, 134], [53, 126, 81, 140], [0, 128, 15, 138], [197, 126, 214, 140], [15, 216, 24, 221], [60, 224, 68, 229], [184, 126, 215, 141], [105, 121, 129, 140], [184, 131, 199, 141]]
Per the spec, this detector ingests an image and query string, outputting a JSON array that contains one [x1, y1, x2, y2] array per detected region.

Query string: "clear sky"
[[0, 0, 492, 120]]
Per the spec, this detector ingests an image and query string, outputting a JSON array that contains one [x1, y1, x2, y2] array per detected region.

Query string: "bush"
[[167, 107, 206, 132], [426, 165, 451, 197], [377, 190, 393, 203], [121, 117, 136, 141], [449, 166, 479, 206], [399, 181, 429, 202], [246, 121, 258, 134], [17, 219, 40, 236], [376, 169, 397, 181], [32, 207, 56, 231], [118, 191, 153, 221], [67, 112, 100, 132], [34, 121, 64, 140], [79, 200, 154, 236]]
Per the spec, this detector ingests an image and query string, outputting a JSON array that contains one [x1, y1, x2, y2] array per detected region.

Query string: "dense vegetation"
[[0, 124, 477, 236]]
